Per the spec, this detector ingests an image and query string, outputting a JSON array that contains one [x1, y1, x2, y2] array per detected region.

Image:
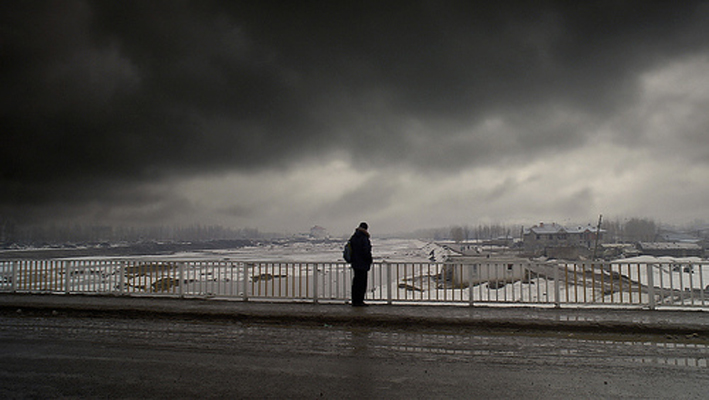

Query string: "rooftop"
[[525, 223, 603, 235]]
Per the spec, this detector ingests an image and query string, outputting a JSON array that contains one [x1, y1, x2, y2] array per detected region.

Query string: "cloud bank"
[[2, 1, 709, 235]]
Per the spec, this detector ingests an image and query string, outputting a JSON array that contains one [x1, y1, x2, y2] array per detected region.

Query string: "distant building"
[[309, 225, 329, 239], [523, 222, 604, 258], [637, 242, 703, 258], [657, 230, 701, 243], [600, 243, 640, 259]]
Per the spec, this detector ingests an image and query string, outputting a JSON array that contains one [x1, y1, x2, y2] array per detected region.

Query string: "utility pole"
[[592, 214, 603, 261]]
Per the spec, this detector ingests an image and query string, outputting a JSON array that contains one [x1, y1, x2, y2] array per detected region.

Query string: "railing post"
[[119, 261, 125, 296], [468, 263, 475, 307], [179, 262, 185, 298], [11, 261, 18, 293], [701, 262, 706, 307], [65, 260, 72, 294], [386, 262, 393, 305], [554, 262, 561, 308], [688, 261, 695, 306], [646, 262, 656, 310], [312, 263, 319, 304], [243, 263, 251, 302]]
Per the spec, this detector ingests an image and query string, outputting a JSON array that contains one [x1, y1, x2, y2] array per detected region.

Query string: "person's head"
[[358, 222, 368, 231]]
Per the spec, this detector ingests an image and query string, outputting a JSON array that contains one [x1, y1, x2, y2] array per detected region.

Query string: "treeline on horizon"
[[1, 217, 707, 247], [0, 223, 268, 246], [410, 218, 709, 244]]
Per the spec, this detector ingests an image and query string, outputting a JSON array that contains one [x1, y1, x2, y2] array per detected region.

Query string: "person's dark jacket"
[[349, 227, 372, 271]]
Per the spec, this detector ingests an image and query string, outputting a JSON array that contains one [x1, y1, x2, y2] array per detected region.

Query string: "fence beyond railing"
[[1, 260, 707, 309]]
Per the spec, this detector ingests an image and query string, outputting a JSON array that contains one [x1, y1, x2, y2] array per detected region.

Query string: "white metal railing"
[[1, 260, 708, 309]]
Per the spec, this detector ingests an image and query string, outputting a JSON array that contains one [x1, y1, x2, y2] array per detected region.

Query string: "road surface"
[[1, 312, 708, 399]]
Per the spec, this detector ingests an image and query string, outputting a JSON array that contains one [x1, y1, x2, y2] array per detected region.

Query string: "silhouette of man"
[[348, 222, 372, 307]]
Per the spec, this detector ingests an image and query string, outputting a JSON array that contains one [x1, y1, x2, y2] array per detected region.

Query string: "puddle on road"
[[346, 330, 709, 369], [631, 356, 709, 368]]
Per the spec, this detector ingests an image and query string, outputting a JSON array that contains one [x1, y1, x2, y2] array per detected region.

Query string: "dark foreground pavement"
[[2, 293, 709, 336]]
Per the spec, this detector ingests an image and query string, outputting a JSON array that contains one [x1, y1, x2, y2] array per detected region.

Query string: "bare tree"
[[450, 226, 464, 243], [623, 218, 658, 242]]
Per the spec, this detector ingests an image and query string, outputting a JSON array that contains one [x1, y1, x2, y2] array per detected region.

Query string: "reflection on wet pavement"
[[2, 315, 707, 370]]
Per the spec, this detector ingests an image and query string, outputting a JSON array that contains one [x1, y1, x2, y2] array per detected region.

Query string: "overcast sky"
[[3, 1, 709, 236]]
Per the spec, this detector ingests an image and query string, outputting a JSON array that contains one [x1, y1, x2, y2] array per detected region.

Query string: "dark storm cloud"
[[2, 1, 709, 225]]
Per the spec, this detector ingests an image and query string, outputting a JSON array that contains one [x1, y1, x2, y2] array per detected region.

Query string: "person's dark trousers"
[[351, 268, 368, 305]]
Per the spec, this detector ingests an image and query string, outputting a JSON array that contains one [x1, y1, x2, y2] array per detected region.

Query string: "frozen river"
[[0, 238, 441, 263]]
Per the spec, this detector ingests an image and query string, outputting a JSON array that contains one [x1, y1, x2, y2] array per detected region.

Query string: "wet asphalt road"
[[1, 313, 708, 399]]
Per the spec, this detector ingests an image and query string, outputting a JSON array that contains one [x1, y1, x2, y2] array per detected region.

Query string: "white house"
[[523, 222, 603, 255]]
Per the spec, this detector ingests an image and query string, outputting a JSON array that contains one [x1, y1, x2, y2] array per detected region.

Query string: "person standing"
[[348, 222, 372, 307]]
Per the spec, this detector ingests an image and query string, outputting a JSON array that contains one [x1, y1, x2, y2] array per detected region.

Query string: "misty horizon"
[[2, 216, 706, 246]]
